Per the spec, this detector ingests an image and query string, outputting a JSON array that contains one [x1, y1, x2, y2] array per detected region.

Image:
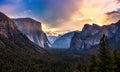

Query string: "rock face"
[[13, 18, 51, 48], [70, 21, 120, 50], [0, 12, 46, 54], [0, 12, 17, 39], [52, 32, 75, 48]]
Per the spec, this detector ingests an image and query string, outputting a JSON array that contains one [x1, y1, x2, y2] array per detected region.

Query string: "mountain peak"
[[83, 24, 92, 29], [83, 23, 101, 30], [13, 18, 40, 23], [0, 12, 17, 39], [92, 23, 99, 26], [92, 23, 101, 29], [14, 18, 35, 21], [116, 20, 120, 25], [13, 18, 41, 29], [0, 12, 9, 19]]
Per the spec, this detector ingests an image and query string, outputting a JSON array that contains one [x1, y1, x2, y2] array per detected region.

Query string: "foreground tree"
[[89, 54, 100, 72], [114, 49, 120, 72], [98, 34, 115, 72]]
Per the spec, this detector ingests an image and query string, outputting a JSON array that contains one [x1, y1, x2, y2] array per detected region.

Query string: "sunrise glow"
[[0, 0, 120, 36]]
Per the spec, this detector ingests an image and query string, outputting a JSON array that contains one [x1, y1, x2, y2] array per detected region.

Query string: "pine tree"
[[114, 49, 120, 72], [98, 34, 115, 72], [89, 54, 100, 72]]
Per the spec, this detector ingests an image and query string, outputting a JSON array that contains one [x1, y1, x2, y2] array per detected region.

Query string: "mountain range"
[[0, 11, 120, 52], [52, 21, 120, 50], [70, 22, 120, 50], [0, 11, 120, 72]]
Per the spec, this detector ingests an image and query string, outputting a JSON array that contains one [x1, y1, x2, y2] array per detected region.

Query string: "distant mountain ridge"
[[52, 20, 120, 50], [13, 18, 51, 48], [52, 31, 75, 48], [48, 36, 60, 44], [70, 21, 120, 50]]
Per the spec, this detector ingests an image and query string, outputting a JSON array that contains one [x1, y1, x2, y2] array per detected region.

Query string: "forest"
[[0, 35, 120, 72]]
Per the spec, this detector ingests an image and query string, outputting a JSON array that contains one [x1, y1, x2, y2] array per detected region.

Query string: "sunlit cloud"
[[42, 0, 120, 36], [0, 0, 120, 36], [69, 0, 120, 29]]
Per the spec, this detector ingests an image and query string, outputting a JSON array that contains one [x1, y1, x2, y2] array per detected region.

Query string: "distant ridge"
[[70, 20, 120, 50]]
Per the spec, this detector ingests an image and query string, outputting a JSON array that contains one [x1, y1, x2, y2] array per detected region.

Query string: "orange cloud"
[[42, 0, 120, 36], [70, 0, 120, 28]]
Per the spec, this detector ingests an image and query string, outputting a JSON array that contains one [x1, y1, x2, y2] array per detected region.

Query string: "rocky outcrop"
[[13, 18, 51, 48]]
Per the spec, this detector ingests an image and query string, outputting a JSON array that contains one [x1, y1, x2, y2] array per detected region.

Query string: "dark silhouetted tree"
[[114, 49, 120, 72], [98, 34, 115, 72]]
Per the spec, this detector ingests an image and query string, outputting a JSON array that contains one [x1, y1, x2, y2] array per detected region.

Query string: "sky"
[[0, 0, 120, 36]]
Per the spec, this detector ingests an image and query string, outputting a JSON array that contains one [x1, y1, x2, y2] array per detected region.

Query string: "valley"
[[0, 12, 120, 72]]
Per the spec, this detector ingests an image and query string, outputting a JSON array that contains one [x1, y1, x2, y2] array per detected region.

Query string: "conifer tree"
[[89, 54, 100, 72], [98, 34, 115, 72], [114, 49, 120, 72]]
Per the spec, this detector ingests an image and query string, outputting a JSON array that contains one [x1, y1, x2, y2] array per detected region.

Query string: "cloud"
[[0, 0, 30, 18], [106, 11, 120, 23], [39, 0, 81, 27], [69, 0, 120, 28], [0, 0, 120, 36], [41, 0, 120, 36]]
